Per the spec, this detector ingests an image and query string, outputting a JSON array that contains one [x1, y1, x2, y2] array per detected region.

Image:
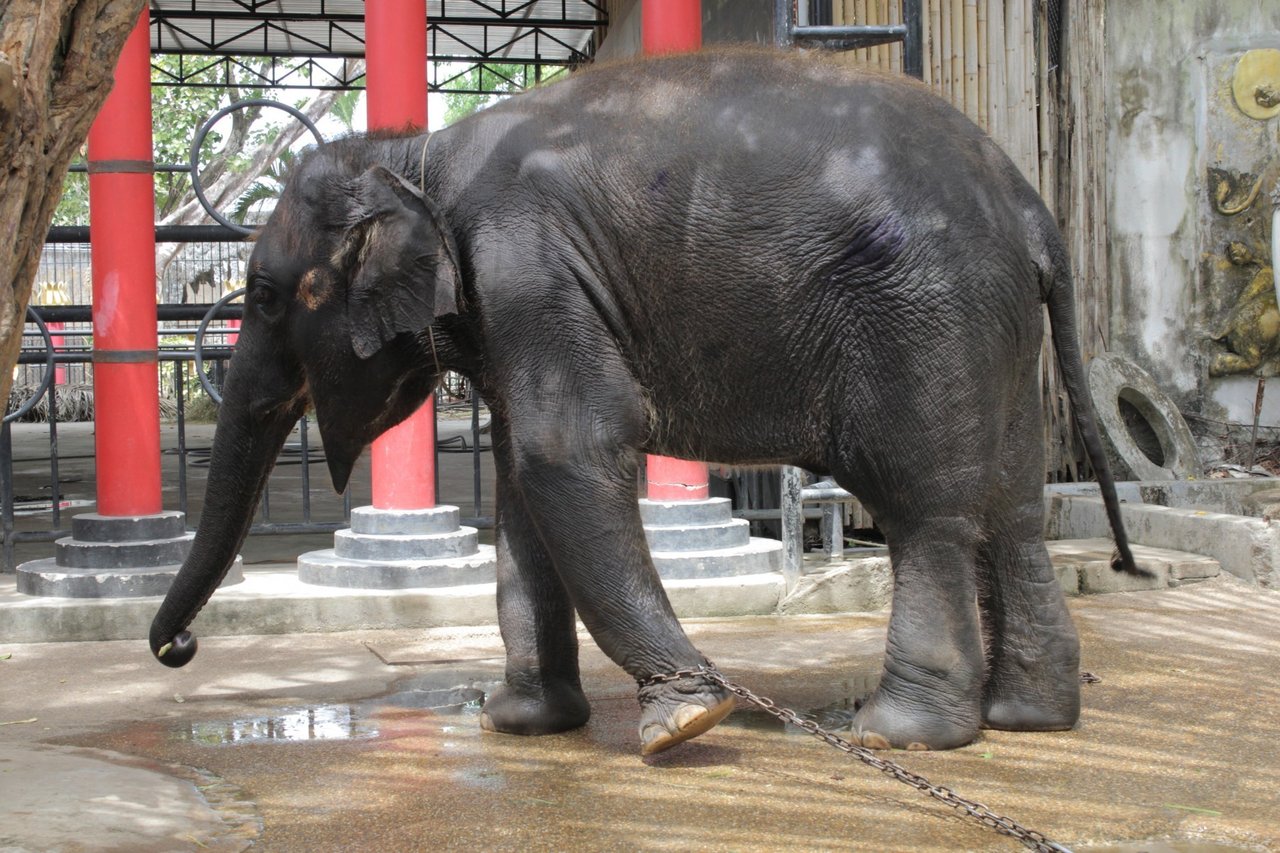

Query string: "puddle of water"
[[377, 686, 486, 714], [176, 685, 490, 745], [179, 705, 378, 745]]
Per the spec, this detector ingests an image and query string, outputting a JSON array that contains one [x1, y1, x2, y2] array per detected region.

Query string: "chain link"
[[641, 664, 1074, 853]]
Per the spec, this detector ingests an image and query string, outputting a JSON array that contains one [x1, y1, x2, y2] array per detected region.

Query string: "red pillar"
[[365, 0, 436, 509], [643, 0, 708, 502], [87, 12, 162, 517], [642, 0, 702, 53]]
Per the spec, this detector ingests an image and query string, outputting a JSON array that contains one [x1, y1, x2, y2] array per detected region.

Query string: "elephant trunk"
[[149, 369, 304, 668]]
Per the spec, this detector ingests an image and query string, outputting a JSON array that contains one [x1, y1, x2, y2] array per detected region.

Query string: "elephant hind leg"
[[827, 392, 997, 750], [846, 513, 987, 750], [977, 388, 1080, 732]]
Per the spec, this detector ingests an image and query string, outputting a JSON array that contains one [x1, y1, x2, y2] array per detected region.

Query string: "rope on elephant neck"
[[418, 131, 432, 195], [642, 663, 1074, 853], [417, 131, 443, 380]]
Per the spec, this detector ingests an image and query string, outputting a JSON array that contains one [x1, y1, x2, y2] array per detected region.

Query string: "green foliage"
[[440, 62, 565, 126], [231, 148, 295, 224], [51, 56, 359, 226]]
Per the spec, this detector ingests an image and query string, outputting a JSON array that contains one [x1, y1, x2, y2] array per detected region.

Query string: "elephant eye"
[[248, 280, 284, 321]]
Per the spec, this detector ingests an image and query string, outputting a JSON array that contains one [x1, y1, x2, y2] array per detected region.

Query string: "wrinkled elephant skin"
[[148, 50, 1138, 755]]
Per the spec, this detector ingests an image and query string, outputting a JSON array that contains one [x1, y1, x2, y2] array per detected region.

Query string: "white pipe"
[[1273, 198, 1280, 306], [1273, 200, 1280, 307]]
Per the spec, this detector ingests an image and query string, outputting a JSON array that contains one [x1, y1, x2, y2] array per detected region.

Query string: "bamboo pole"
[[879, 0, 891, 71], [1037, 0, 1056, 209], [1022, 0, 1038, 187], [950, 0, 964, 110], [856, 0, 869, 64], [890, 0, 902, 75], [986, 0, 1005, 144], [1005, 0, 1027, 179], [963, 0, 979, 121], [976, 0, 988, 129], [939, 0, 952, 97], [929, 0, 944, 89]]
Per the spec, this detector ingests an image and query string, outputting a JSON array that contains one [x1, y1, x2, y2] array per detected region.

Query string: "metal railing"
[[0, 300, 494, 570]]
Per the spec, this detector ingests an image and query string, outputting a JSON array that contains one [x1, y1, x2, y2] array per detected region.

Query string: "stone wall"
[[1107, 1, 1280, 442]]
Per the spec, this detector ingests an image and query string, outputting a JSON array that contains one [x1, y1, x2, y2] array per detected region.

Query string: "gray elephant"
[[149, 49, 1138, 755]]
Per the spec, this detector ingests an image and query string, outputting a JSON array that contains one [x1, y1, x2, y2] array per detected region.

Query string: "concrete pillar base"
[[298, 505, 496, 589], [640, 497, 784, 579], [16, 511, 243, 598]]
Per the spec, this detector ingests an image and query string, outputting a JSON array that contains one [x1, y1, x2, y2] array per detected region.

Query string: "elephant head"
[[150, 150, 461, 667]]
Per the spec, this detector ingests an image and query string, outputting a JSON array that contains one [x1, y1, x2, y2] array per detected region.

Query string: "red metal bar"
[[366, 0, 436, 509], [643, 0, 708, 501], [87, 12, 162, 517], [49, 323, 67, 385]]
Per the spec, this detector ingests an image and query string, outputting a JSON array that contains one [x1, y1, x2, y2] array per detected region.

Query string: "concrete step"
[[1047, 538, 1220, 595], [332, 527, 479, 561], [643, 518, 751, 551], [638, 497, 733, 526], [15, 556, 243, 599], [297, 545, 497, 589], [54, 533, 195, 570], [348, 505, 463, 536]]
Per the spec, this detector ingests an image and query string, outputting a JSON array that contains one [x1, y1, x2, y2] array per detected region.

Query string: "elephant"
[[148, 49, 1139, 755]]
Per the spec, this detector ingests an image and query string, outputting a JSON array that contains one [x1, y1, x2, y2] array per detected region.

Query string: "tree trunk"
[[0, 0, 145, 405]]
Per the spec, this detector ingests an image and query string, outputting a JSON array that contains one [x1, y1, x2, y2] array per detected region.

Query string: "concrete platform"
[[1, 577, 1276, 852], [1, 538, 1225, 644]]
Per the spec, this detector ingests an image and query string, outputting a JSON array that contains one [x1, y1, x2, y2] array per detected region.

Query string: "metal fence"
[[0, 293, 494, 570]]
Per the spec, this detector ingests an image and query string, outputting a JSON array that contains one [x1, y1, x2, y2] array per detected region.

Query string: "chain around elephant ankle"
[[637, 661, 719, 687]]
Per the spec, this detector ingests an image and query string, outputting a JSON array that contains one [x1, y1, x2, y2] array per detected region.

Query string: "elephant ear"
[[340, 165, 461, 359]]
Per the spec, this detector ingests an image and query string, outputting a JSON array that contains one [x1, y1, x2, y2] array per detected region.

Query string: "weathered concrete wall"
[[1108, 1, 1280, 433]]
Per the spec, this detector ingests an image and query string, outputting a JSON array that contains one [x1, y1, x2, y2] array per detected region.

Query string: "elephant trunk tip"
[[152, 630, 198, 668]]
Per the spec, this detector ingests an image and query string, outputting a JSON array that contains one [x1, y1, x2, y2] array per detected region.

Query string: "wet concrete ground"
[[2, 577, 1278, 852]]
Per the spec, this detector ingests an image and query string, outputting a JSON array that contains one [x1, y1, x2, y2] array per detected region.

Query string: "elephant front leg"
[[502, 415, 733, 755], [851, 517, 986, 751], [479, 275, 732, 754], [518, 444, 733, 755], [479, 436, 590, 736]]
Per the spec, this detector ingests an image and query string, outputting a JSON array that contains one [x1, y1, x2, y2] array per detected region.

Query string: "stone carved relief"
[[1202, 50, 1280, 378]]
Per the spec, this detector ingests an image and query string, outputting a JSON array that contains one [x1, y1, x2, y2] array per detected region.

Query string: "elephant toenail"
[[906, 742, 930, 751], [479, 712, 495, 732], [861, 732, 892, 750], [675, 705, 708, 730], [640, 724, 672, 754]]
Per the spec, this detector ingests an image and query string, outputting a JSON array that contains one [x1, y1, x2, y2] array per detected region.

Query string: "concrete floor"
[[2, 577, 1278, 852], [4, 419, 1279, 851]]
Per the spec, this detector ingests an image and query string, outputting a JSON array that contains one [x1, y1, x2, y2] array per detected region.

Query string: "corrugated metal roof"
[[149, 0, 606, 63]]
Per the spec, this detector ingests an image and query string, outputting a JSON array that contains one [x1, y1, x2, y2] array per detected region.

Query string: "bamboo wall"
[[831, 0, 1109, 480]]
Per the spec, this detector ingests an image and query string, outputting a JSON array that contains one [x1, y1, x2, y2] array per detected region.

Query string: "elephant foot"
[[982, 676, 1080, 733], [479, 677, 591, 736], [636, 672, 735, 756], [850, 687, 980, 751]]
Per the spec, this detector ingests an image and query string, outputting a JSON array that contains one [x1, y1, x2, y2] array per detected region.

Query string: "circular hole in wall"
[[1118, 389, 1168, 467]]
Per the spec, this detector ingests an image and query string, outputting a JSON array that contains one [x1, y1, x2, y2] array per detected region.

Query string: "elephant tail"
[[1043, 256, 1145, 578]]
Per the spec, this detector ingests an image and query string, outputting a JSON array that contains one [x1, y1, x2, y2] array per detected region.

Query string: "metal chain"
[[641, 665, 1076, 853]]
